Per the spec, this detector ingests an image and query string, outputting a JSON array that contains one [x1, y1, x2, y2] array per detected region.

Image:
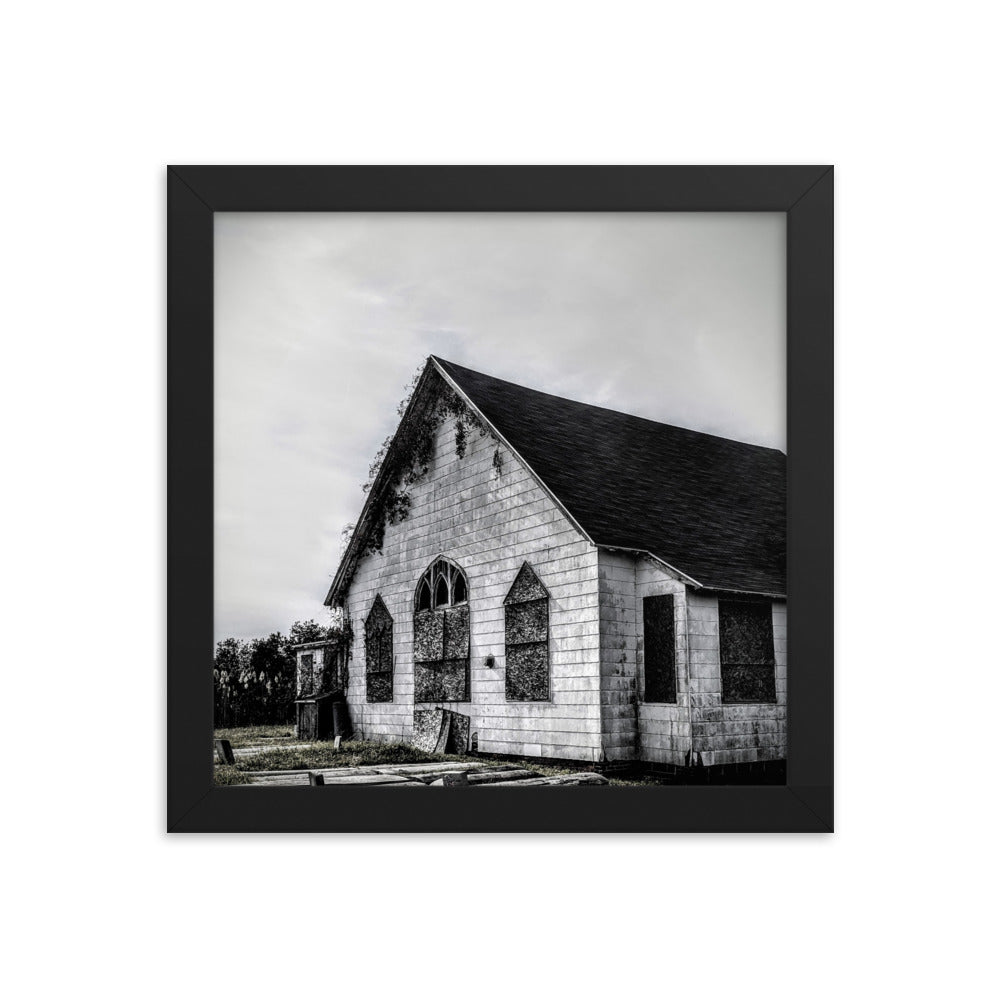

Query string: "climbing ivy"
[[348, 367, 491, 563]]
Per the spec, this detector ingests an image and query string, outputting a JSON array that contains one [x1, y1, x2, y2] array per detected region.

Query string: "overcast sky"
[[215, 212, 785, 643]]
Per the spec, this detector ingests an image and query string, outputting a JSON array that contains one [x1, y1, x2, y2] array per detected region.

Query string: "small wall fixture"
[[484, 654, 496, 668]]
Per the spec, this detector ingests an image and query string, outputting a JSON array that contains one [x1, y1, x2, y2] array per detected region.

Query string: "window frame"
[[641, 592, 677, 704], [718, 596, 778, 705], [414, 556, 469, 612], [413, 557, 471, 703], [503, 562, 550, 702], [364, 594, 394, 703]]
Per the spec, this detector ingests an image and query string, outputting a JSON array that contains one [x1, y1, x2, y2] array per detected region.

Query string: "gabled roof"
[[433, 357, 786, 597], [327, 356, 786, 603]]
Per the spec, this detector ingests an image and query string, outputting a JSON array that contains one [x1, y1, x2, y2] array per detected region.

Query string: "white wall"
[[686, 592, 788, 765], [634, 559, 692, 767], [598, 552, 787, 767], [342, 412, 603, 761]]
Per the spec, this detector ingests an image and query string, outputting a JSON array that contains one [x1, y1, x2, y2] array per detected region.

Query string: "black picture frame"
[[168, 166, 833, 833]]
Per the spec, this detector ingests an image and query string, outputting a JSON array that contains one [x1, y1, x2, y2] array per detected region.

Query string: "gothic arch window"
[[504, 562, 550, 701], [413, 557, 470, 702], [364, 594, 394, 703], [414, 557, 468, 612]]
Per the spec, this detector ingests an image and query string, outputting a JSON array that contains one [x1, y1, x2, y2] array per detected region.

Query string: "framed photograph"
[[168, 166, 832, 832]]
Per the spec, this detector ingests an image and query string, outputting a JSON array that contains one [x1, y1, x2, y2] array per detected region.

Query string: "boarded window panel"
[[367, 670, 393, 703], [413, 608, 445, 661], [719, 601, 774, 664], [414, 663, 443, 703], [721, 664, 776, 703], [414, 606, 469, 702], [643, 594, 676, 703], [719, 600, 776, 704], [504, 563, 548, 604], [438, 659, 470, 701], [365, 595, 394, 703], [442, 605, 470, 658], [413, 660, 469, 703], [505, 641, 549, 700], [412, 559, 471, 703], [505, 599, 548, 645], [504, 564, 550, 702]]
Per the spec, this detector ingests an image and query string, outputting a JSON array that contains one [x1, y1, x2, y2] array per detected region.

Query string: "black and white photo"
[[213, 211, 788, 788]]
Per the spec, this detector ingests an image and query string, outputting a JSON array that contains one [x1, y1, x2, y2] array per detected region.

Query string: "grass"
[[232, 740, 464, 773], [213, 727, 658, 785], [213, 724, 296, 748], [214, 764, 253, 785]]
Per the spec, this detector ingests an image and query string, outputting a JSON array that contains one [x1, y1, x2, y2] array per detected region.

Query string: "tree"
[[287, 619, 329, 648], [214, 620, 337, 727]]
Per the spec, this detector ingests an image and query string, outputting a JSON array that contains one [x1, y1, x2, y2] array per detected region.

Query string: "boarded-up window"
[[642, 594, 676, 703], [504, 563, 549, 701], [413, 559, 470, 703], [364, 594, 394, 703], [719, 599, 776, 704], [414, 609, 470, 702], [298, 652, 315, 697]]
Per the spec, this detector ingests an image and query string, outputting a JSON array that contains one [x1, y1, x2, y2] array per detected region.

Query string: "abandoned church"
[[298, 356, 787, 781]]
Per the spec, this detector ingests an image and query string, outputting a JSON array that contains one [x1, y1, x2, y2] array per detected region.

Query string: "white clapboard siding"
[[342, 414, 602, 761], [685, 592, 788, 766]]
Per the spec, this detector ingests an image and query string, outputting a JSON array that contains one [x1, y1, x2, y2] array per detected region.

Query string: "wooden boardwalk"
[[238, 760, 608, 787]]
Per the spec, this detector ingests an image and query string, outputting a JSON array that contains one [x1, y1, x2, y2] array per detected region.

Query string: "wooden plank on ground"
[[401, 771, 465, 785], [466, 769, 538, 784], [294, 766, 384, 776], [248, 773, 311, 786], [232, 743, 312, 757], [539, 773, 610, 785], [477, 777, 553, 786], [375, 762, 482, 775], [478, 773, 610, 786], [315, 772, 420, 785], [429, 772, 469, 786]]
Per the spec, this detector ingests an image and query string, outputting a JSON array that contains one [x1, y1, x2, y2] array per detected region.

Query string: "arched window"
[[413, 557, 468, 611], [413, 557, 470, 702], [504, 562, 550, 701], [364, 594, 394, 703]]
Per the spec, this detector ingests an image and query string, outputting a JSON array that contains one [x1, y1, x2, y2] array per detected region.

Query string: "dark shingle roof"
[[434, 357, 786, 596]]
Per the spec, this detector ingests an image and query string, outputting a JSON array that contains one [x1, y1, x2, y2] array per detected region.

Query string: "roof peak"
[[430, 355, 784, 457], [429, 355, 786, 596]]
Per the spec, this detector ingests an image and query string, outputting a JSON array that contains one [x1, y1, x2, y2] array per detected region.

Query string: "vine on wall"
[[346, 368, 492, 570]]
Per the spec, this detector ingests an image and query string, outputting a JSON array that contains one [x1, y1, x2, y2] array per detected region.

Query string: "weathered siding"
[[686, 592, 787, 765], [634, 561, 691, 767], [598, 552, 693, 766], [341, 414, 602, 761], [596, 551, 638, 762], [598, 557, 787, 768]]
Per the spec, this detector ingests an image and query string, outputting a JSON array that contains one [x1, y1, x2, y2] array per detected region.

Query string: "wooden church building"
[[320, 356, 787, 779]]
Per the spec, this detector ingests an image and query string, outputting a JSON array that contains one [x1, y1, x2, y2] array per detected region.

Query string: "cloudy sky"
[[215, 212, 785, 643]]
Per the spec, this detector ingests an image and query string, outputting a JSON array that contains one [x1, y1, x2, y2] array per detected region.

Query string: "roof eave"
[[596, 545, 704, 588], [697, 584, 788, 601]]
